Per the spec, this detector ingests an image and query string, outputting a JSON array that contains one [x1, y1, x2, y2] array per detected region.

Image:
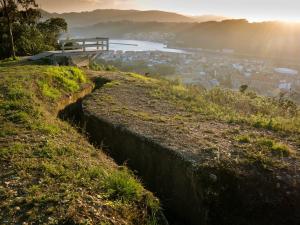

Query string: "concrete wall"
[[81, 112, 206, 225]]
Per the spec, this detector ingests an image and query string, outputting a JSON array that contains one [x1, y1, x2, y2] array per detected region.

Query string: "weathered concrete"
[[29, 50, 106, 67], [81, 111, 206, 224]]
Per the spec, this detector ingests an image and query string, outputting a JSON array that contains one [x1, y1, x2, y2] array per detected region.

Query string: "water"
[[88, 39, 186, 53]]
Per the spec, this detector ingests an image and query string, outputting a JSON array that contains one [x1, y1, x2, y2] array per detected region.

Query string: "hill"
[[192, 15, 229, 23], [40, 9, 227, 27], [0, 57, 299, 224], [70, 20, 300, 60], [82, 69, 300, 225], [0, 60, 164, 224]]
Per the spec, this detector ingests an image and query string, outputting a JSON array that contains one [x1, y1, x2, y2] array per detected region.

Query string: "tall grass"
[[151, 81, 300, 133]]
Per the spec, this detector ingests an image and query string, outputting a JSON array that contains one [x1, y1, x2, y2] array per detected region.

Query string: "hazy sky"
[[37, 0, 300, 22]]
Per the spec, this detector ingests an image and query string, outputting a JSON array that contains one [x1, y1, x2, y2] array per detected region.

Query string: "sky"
[[37, 0, 300, 22]]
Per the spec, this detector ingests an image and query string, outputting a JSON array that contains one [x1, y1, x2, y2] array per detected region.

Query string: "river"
[[88, 39, 186, 53]]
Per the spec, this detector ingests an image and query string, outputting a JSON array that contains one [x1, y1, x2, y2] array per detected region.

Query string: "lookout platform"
[[28, 37, 110, 66], [29, 37, 110, 61]]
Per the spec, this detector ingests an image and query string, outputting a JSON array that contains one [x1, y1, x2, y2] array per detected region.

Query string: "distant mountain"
[[192, 15, 230, 23], [70, 20, 300, 60], [40, 9, 228, 27]]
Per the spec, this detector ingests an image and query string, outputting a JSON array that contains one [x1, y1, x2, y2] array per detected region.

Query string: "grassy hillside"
[[41, 9, 226, 27], [84, 70, 300, 225], [1, 59, 299, 224], [86, 70, 300, 171], [0, 61, 162, 224], [71, 20, 300, 60]]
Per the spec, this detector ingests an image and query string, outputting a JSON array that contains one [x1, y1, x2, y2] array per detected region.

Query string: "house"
[[278, 81, 292, 91]]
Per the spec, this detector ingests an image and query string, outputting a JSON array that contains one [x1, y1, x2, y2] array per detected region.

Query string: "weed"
[[257, 138, 274, 148], [87, 166, 105, 180], [271, 143, 292, 157], [236, 135, 251, 144], [7, 111, 31, 124], [42, 162, 65, 177], [0, 143, 24, 159], [56, 146, 73, 156], [46, 67, 87, 92], [1, 56, 20, 63], [0, 126, 17, 137], [89, 62, 118, 72], [89, 62, 105, 71], [150, 81, 300, 133], [103, 80, 121, 88], [128, 73, 156, 83], [34, 123, 61, 135], [40, 83, 61, 100], [33, 145, 55, 159], [6, 87, 29, 101], [256, 138, 292, 157], [103, 167, 143, 202]]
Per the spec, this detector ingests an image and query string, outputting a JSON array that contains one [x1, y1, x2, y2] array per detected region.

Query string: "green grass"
[[256, 138, 292, 157], [103, 80, 121, 88], [0, 143, 24, 159], [89, 62, 118, 72], [40, 83, 61, 100], [0, 61, 162, 224], [236, 135, 251, 144], [235, 134, 293, 158], [103, 167, 161, 224], [103, 167, 144, 202], [149, 80, 300, 133], [0, 56, 20, 64]]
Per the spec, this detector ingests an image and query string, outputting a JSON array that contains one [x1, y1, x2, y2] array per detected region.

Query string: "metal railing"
[[59, 37, 109, 53]]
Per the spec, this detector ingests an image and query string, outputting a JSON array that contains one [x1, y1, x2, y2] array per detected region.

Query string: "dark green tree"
[[38, 18, 67, 48], [0, 0, 39, 58], [0, 0, 67, 59]]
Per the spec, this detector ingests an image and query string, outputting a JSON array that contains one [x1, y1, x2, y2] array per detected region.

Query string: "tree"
[[0, 0, 67, 59], [38, 18, 67, 48], [0, 0, 39, 58], [1, 0, 16, 58]]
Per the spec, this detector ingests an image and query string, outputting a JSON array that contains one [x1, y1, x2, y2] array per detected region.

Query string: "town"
[[96, 48, 300, 103]]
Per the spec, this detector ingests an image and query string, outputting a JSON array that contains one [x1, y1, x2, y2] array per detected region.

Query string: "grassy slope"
[[84, 70, 300, 224], [87, 71, 300, 168], [0, 61, 161, 224]]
